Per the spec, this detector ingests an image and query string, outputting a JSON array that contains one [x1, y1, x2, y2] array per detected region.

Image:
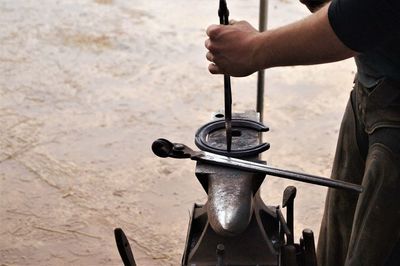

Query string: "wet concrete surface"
[[1, 0, 356, 265]]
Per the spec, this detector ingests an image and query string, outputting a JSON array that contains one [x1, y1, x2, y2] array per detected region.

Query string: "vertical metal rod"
[[219, 0, 232, 152], [257, 0, 268, 123]]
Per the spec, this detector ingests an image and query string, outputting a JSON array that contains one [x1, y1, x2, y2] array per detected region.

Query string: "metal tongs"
[[218, 0, 232, 152]]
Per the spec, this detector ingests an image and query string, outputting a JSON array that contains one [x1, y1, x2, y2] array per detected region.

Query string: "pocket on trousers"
[[363, 78, 400, 134]]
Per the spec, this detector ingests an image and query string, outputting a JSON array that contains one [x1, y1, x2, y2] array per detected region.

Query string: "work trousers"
[[317, 78, 400, 266]]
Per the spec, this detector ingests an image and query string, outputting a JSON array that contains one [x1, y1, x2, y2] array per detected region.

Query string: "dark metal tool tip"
[[114, 228, 136, 266], [226, 131, 232, 152]]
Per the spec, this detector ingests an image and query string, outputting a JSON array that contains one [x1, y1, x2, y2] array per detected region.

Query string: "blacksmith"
[[205, 0, 400, 264]]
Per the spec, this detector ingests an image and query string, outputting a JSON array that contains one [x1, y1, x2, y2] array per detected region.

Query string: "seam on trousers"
[[350, 90, 368, 163], [366, 123, 400, 135], [347, 148, 383, 262]]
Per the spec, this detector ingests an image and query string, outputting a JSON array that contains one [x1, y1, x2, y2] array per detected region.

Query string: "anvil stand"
[[179, 110, 317, 266]]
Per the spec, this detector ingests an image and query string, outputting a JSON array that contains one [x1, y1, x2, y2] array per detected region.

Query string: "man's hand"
[[205, 20, 261, 77], [205, 5, 355, 77]]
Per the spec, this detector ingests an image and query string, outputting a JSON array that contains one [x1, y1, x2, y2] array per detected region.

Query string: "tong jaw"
[[151, 138, 198, 159]]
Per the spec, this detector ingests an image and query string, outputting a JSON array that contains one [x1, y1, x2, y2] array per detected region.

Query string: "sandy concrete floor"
[[0, 0, 356, 265]]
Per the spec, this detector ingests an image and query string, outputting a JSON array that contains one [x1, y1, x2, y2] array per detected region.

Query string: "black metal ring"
[[195, 119, 270, 157]]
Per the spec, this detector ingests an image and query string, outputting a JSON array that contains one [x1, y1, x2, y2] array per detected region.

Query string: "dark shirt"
[[328, 0, 400, 87]]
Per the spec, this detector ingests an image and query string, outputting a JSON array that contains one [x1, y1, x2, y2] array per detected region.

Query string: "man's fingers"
[[204, 38, 210, 49], [206, 24, 221, 39], [206, 51, 214, 62], [208, 63, 222, 74], [205, 38, 219, 53]]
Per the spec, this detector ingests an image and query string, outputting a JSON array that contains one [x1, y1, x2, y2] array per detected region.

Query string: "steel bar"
[[194, 152, 363, 193], [218, 0, 232, 152], [224, 75, 232, 152], [151, 139, 363, 193], [256, 0, 268, 122]]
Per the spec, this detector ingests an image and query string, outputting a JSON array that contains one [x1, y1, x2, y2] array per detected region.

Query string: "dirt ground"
[[0, 0, 356, 265]]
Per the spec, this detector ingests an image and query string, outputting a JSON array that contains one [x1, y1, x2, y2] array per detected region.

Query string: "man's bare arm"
[[205, 4, 357, 77]]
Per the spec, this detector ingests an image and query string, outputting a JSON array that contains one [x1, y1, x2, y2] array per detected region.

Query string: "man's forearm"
[[254, 4, 356, 70]]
